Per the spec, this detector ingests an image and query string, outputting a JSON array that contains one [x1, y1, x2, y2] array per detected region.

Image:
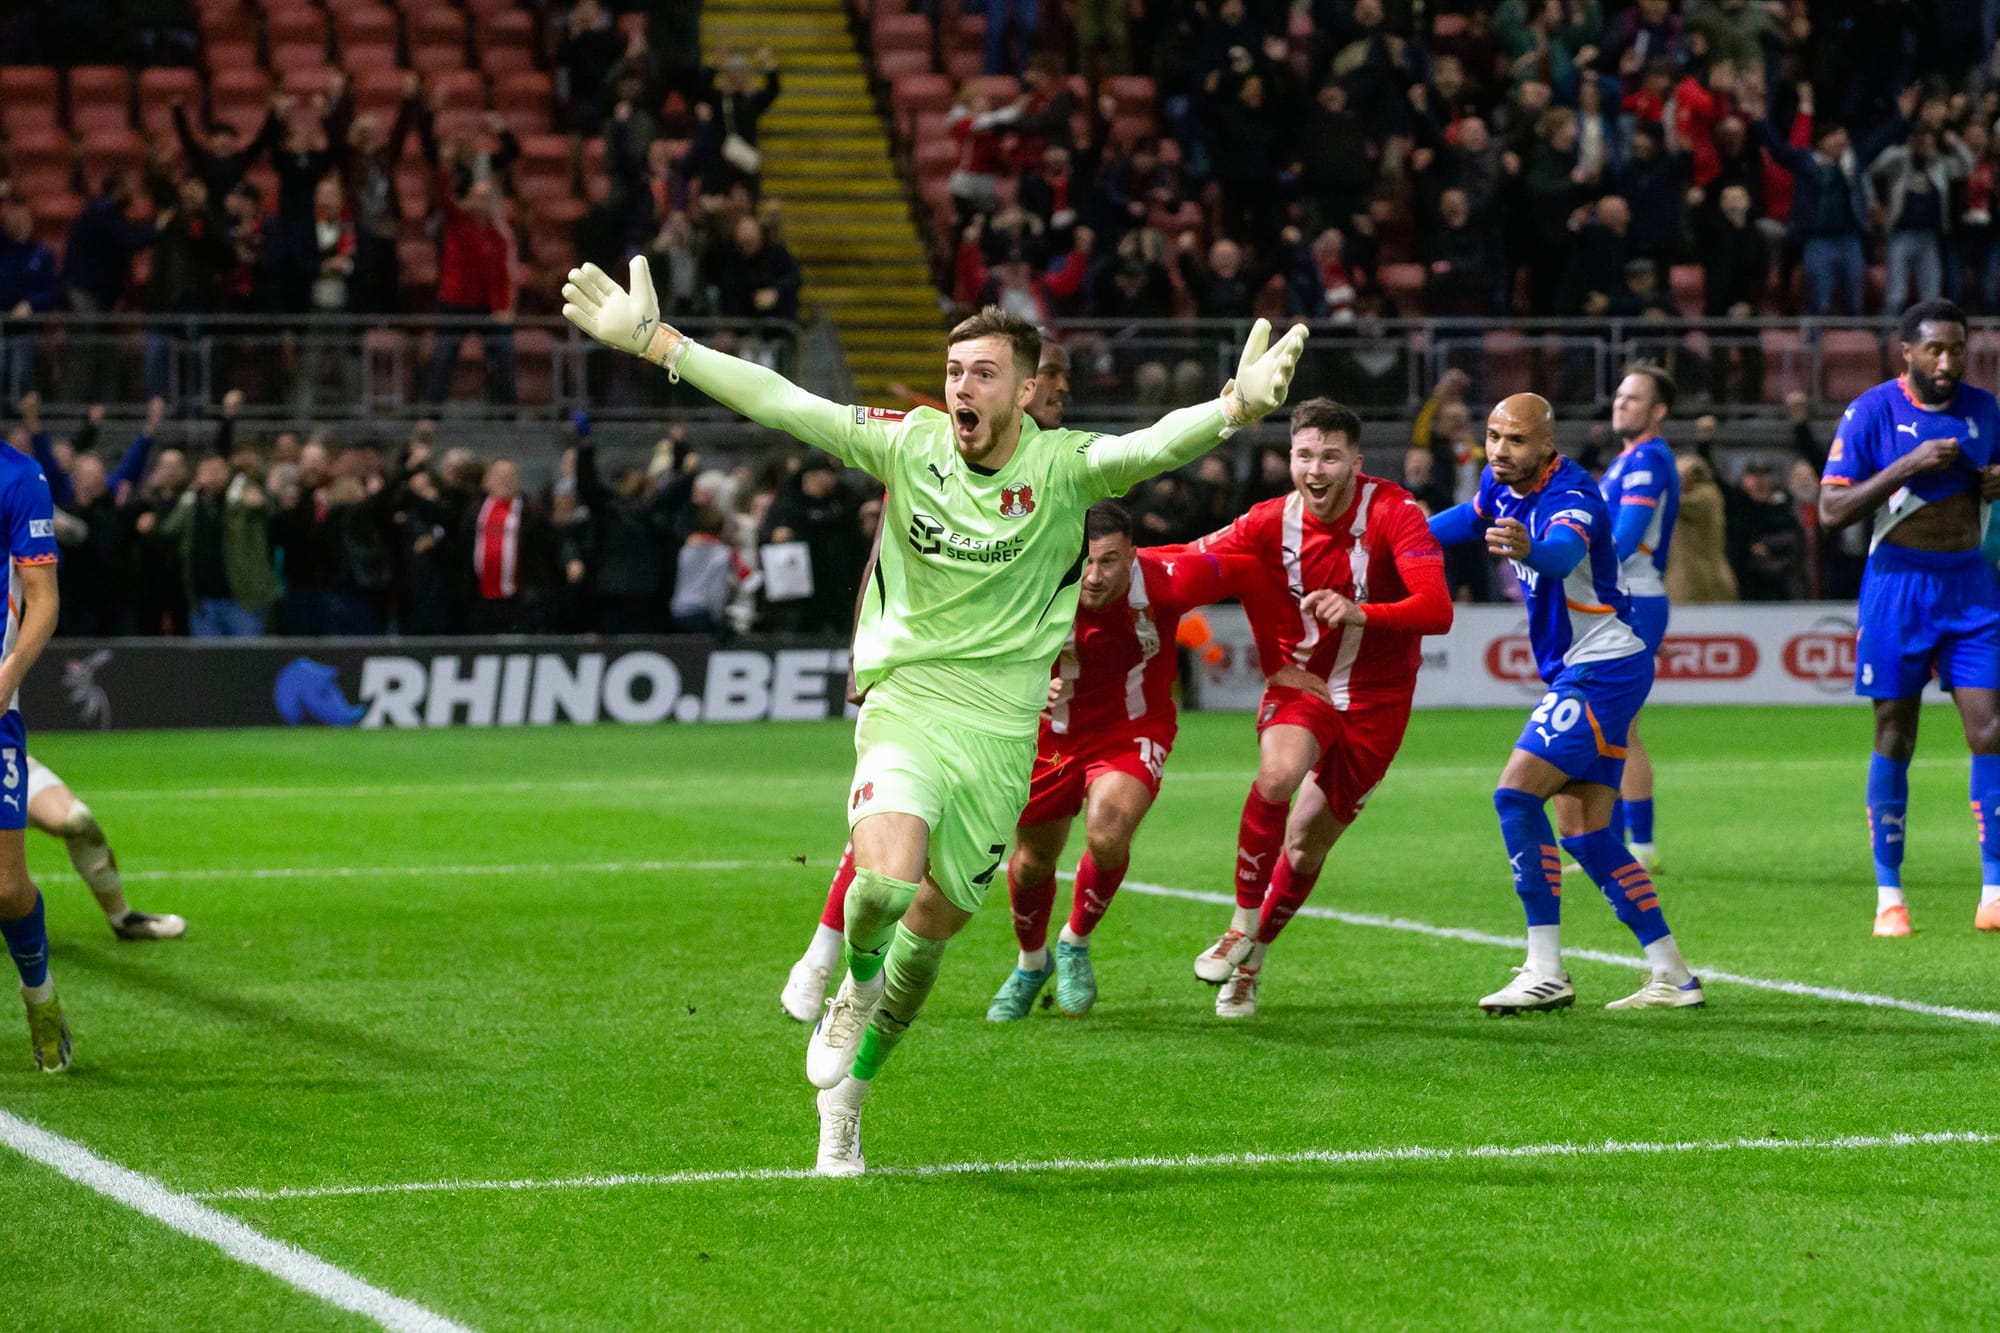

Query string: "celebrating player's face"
[[1077, 533, 1136, 609], [1610, 373, 1664, 442], [1485, 394, 1557, 488], [1289, 426, 1359, 520], [944, 335, 1038, 464], [1903, 320, 1968, 405], [1028, 347, 1071, 429]]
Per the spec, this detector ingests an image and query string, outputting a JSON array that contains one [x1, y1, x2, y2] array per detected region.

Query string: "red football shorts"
[[1256, 685, 1412, 825], [1017, 720, 1175, 828]]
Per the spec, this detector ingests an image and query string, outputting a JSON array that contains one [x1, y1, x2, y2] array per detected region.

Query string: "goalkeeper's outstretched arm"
[[1084, 319, 1309, 499], [561, 258, 894, 476]]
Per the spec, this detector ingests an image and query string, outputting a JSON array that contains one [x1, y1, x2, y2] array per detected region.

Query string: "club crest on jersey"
[[851, 781, 875, 810], [998, 483, 1036, 518]]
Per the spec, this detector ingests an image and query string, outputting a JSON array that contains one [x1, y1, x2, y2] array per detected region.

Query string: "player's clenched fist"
[[561, 256, 693, 377], [1485, 517, 1531, 560], [1221, 318, 1310, 428], [1909, 436, 1961, 473]]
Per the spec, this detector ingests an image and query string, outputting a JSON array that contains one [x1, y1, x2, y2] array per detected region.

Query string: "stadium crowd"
[[10, 366, 1839, 641], [934, 0, 2000, 327]]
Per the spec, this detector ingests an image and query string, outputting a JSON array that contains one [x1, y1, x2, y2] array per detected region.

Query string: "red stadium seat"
[[68, 65, 130, 110], [1669, 264, 1705, 317], [872, 12, 931, 56], [137, 67, 204, 138], [1759, 327, 1807, 401], [943, 48, 983, 82], [464, 0, 522, 16], [6, 130, 72, 177], [479, 46, 538, 78], [1101, 75, 1156, 116], [407, 5, 468, 46], [499, 71, 553, 120], [210, 66, 273, 116], [30, 188, 82, 244], [477, 9, 535, 52], [334, 4, 399, 50], [431, 70, 487, 111], [912, 138, 955, 182], [1820, 329, 1885, 403], [265, 3, 329, 50], [69, 103, 133, 139], [203, 39, 259, 70], [1108, 113, 1152, 148], [0, 68, 60, 133], [1378, 262, 1425, 310], [875, 50, 932, 83], [966, 75, 1018, 105], [410, 43, 469, 75], [79, 130, 146, 183], [271, 44, 333, 81], [344, 44, 403, 77], [892, 72, 952, 138], [198, 0, 256, 45], [513, 328, 557, 404], [432, 108, 489, 144]]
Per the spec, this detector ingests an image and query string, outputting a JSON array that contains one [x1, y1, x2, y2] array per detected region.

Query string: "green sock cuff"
[[846, 944, 887, 983], [891, 921, 949, 963]]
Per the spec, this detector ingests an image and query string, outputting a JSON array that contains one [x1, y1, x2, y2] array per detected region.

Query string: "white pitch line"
[[116, 859, 769, 883], [192, 1129, 1999, 1201], [97, 857, 2000, 1027], [55, 753, 1962, 803], [1115, 877, 2000, 1028], [0, 1108, 471, 1332]]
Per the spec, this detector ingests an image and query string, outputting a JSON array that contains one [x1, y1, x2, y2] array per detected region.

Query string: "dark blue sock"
[[1494, 788, 1562, 927], [1868, 753, 1910, 887], [0, 892, 48, 989], [1626, 798, 1655, 844], [1972, 756, 2000, 885], [1607, 799, 1627, 844], [1563, 829, 1671, 946]]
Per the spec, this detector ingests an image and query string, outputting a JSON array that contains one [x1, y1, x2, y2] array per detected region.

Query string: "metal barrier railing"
[[0, 312, 1961, 422]]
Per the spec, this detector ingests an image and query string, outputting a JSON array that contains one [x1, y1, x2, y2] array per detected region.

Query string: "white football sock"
[[1983, 886, 2000, 908], [1878, 885, 1908, 913], [1229, 904, 1257, 935], [804, 923, 843, 971], [1018, 947, 1048, 972], [21, 978, 52, 1005], [1526, 924, 1562, 976], [1642, 935, 1694, 986], [831, 1073, 869, 1108], [1243, 940, 1270, 971], [1058, 923, 1089, 947]]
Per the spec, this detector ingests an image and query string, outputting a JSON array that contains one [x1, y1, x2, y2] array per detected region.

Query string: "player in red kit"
[[986, 501, 1272, 1020], [1189, 398, 1454, 1017]]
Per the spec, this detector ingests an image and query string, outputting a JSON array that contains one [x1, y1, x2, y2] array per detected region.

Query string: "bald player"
[[1429, 395, 1703, 1014]]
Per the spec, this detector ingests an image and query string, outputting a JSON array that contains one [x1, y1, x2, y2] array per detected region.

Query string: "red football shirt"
[[1047, 548, 1263, 737], [1193, 477, 1450, 710]]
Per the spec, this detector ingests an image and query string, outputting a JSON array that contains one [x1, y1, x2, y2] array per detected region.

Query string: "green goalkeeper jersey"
[[677, 344, 1234, 738]]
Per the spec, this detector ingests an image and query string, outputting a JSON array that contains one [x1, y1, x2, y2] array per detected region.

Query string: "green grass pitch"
[[1, 706, 1999, 1330]]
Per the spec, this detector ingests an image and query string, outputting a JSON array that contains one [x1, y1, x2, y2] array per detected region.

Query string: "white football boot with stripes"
[[1478, 967, 1575, 1015]]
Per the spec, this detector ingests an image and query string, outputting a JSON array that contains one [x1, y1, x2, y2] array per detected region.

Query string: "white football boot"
[[806, 971, 883, 1089], [1215, 966, 1261, 1018], [1478, 966, 1575, 1015], [1605, 972, 1705, 1010], [815, 1079, 867, 1177], [780, 957, 830, 1023], [1194, 929, 1255, 984]]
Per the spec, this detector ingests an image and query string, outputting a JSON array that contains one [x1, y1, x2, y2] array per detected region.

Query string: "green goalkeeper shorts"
[[846, 674, 1036, 914]]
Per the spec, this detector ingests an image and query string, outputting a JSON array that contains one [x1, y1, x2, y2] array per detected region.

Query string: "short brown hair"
[[1621, 361, 1677, 414], [948, 305, 1042, 377], [1290, 397, 1363, 446]]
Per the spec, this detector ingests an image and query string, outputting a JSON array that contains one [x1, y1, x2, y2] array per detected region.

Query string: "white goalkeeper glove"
[[1220, 318, 1310, 430], [561, 256, 694, 379]]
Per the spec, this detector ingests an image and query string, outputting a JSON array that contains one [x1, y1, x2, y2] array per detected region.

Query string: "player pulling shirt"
[[1819, 313, 2000, 936]]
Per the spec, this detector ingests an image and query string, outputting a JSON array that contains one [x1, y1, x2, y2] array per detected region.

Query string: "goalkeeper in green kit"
[[563, 258, 1308, 1175]]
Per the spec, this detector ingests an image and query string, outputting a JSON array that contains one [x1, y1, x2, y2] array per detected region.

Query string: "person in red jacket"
[[425, 168, 517, 407], [1188, 397, 1455, 1017]]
